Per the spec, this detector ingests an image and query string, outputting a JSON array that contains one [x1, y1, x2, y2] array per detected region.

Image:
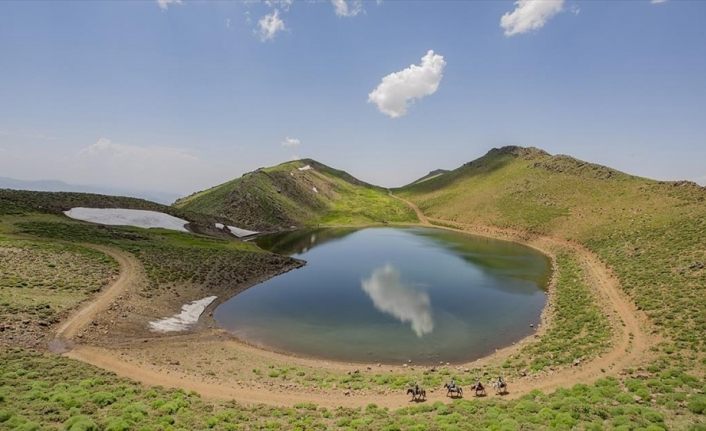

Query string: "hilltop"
[[174, 158, 417, 230]]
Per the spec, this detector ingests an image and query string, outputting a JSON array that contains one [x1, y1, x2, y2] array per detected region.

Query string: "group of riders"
[[408, 376, 507, 401]]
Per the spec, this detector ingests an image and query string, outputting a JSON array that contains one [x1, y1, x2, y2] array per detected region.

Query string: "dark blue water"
[[214, 227, 550, 364]]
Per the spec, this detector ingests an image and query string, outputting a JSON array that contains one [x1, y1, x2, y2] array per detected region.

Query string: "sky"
[[1, 0, 705, 197]]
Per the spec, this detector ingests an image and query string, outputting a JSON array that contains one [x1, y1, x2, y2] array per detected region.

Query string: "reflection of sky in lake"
[[361, 264, 433, 337], [217, 227, 550, 364]]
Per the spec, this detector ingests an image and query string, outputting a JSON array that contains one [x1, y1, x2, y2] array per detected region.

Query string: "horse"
[[444, 383, 463, 398], [407, 386, 426, 402], [492, 378, 508, 395], [470, 382, 486, 397]]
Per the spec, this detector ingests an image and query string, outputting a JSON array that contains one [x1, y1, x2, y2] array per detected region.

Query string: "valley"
[[1, 147, 704, 429]]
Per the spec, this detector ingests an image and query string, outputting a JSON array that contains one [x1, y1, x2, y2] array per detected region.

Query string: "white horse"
[[491, 378, 508, 395]]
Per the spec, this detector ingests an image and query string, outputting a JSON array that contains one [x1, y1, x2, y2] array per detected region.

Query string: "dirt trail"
[[390, 191, 430, 225], [55, 204, 654, 408], [52, 245, 142, 346]]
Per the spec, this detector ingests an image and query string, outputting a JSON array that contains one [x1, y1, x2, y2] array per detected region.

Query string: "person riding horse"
[[471, 380, 486, 397], [494, 376, 508, 395], [444, 379, 463, 398], [407, 383, 426, 401]]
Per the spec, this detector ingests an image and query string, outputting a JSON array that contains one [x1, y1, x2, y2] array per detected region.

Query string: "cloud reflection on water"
[[361, 264, 434, 337]]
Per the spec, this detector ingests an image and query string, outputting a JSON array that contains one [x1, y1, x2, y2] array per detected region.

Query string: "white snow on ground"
[[148, 296, 217, 333], [312, 186, 318, 193], [227, 225, 259, 238], [298, 165, 312, 171], [64, 207, 189, 232], [213, 223, 258, 238]]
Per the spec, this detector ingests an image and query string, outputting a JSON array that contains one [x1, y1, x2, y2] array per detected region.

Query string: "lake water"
[[214, 227, 550, 364]]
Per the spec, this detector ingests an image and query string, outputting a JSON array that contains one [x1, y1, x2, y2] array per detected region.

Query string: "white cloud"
[[266, 0, 293, 11], [156, 0, 182, 10], [368, 50, 446, 118], [500, 0, 564, 37], [258, 9, 286, 41], [281, 136, 301, 148], [331, 0, 363, 17], [651, 0, 668, 3], [361, 265, 434, 337]]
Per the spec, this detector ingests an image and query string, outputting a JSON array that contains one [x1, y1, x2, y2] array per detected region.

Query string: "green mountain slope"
[[174, 159, 417, 230], [399, 145, 706, 354]]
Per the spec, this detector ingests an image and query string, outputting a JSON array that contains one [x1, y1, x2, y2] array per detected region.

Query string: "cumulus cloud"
[[331, 0, 363, 17], [361, 265, 434, 337], [258, 9, 285, 41], [156, 0, 182, 10], [368, 50, 446, 118], [500, 0, 564, 37], [281, 137, 301, 148]]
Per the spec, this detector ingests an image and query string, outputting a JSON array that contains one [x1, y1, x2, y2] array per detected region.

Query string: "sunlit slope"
[[399, 146, 706, 353], [174, 159, 417, 230]]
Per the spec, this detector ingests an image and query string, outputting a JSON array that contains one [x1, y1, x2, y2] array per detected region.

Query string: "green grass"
[[502, 253, 612, 374], [3, 350, 703, 430], [2, 214, 297, 303], [0, 237, 118, 348]]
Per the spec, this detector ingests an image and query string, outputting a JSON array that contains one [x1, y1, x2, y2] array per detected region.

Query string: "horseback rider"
[[450, 378, 457, 390], [414, 383, 420, 394], [498, 376, 505, 386], [475, 380, 484, 391]]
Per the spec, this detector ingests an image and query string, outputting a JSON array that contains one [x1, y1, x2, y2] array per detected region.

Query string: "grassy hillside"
[[174, 159, 417, 231], [399, 146, 706, 355]]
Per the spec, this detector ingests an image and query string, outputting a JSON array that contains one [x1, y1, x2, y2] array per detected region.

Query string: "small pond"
[[214, 227, 550, 364]]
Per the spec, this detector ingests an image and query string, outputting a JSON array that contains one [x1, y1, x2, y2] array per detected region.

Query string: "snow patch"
[[298, 165, 312, 171], [227, 225, 259, 238], [149, 296, 217, 333], [64, 207, 189, 232], [213, 222, 258, 238], [312, 186, 318, 193]]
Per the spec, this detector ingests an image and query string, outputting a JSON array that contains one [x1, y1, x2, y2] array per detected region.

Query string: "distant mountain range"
[[0, 177, 180, 205]]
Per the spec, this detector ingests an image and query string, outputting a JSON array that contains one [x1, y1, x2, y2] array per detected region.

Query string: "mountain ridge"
[[173, 158, 417, 231]]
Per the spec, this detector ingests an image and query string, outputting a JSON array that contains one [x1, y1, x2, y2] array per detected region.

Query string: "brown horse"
[[407, 386, 426, 402], [471, 382, 486, 397]]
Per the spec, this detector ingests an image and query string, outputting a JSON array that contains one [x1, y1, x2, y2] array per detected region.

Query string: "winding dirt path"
[[53, 245, 141, 344], [54, 204, 654, 408]]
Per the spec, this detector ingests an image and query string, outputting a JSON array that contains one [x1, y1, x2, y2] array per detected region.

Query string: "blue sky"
[[1, 0, 705, 195]]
